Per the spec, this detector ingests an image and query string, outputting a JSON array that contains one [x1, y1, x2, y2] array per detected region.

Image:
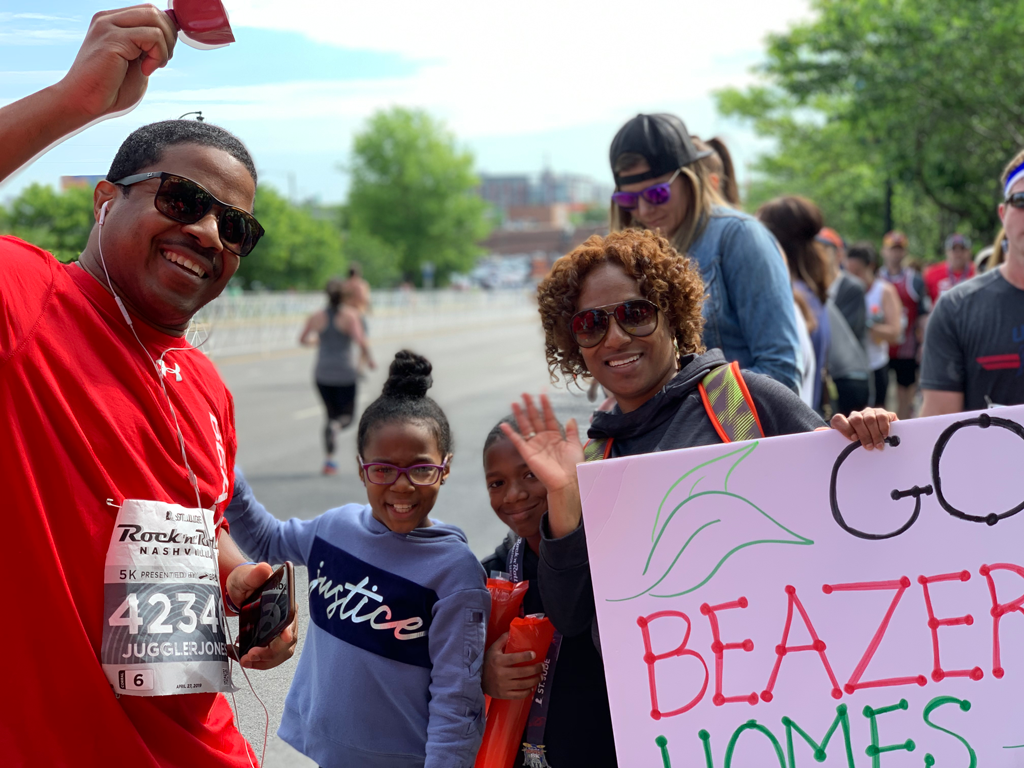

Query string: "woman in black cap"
[[609, 113, 802, 393]]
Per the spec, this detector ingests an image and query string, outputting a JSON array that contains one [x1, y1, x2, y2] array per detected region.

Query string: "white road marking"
[[293, 406, 322, 420]]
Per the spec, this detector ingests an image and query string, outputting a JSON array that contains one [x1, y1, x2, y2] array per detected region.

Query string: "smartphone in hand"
[[235, 562, 296, 657]]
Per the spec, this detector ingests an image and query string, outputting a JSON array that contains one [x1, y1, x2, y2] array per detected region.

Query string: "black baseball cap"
[[609, 113, 713, 187]]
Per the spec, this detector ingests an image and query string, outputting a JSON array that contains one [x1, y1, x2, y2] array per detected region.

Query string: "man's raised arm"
[[0, 5, 177, 184]]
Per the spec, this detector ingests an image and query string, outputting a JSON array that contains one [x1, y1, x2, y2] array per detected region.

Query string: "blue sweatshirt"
[[226, 472, 489, 768]]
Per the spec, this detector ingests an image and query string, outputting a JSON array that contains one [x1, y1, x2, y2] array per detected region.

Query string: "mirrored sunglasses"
[[611, 169, 682, 210], [1006, 192, 1024, 210], [112, 171, 264, 256], [570, 299, 660, 348]]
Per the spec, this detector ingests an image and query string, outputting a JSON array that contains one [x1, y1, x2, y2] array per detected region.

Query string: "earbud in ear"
[[99, 201, 110, 226]]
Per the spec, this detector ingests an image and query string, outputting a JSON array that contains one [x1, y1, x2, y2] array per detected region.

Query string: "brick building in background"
[[476, 169, 610, 281]]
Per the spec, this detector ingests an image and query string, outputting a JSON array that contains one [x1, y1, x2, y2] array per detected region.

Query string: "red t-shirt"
[[1, 237, 253, 766], [924, 260, 975, 305]]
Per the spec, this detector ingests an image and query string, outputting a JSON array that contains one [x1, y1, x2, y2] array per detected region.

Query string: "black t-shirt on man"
[[921, 268, 1024, 410]]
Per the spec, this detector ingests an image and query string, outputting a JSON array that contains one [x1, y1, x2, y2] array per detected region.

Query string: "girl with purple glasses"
[[609, 113, 802, 394], [224, 350, 489, 768]]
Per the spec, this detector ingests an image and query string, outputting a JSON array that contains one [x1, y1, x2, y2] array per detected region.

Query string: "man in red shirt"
[[1, 8, 295, 766], [924, 233, 976, 305], [878, 230, 929, 418]]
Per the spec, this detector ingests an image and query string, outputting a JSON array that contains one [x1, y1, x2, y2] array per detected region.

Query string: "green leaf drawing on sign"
[[610, 442, 813, 602]]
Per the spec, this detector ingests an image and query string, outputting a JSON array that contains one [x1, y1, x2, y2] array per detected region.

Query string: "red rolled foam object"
[[474, 615, 556, 768], [485, 577, 529, 649]]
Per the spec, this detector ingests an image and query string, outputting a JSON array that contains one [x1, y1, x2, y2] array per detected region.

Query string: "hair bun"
[[382, 350, 433, 400]]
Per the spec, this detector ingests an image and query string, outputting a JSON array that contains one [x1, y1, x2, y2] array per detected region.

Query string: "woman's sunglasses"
[[112, 172, 265, 256], [570, 299, 660, 348], [1006, 192, 1024, 210], [359, 457, 449, 486], [610, 169, 681, 210]]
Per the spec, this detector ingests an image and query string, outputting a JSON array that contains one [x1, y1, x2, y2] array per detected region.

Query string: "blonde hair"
[[609, 152, 726, 255], [988, 227, 1008, 272], [694, 136, 741, 208]]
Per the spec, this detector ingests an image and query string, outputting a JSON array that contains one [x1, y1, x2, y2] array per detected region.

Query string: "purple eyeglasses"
[[611, 168, 682, 210], [359, 457, 449, 486]]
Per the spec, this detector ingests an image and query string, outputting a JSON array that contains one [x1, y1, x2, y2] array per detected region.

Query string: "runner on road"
[[299, 278, 375, 475], [1, 9, 295, 765]]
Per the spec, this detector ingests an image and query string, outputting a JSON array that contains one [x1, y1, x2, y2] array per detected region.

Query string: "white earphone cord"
[[97, 206, 268, 768]]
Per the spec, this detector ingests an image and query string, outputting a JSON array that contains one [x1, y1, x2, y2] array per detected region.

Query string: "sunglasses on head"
[[1006, 192, 1024, 210], [611, 168, 681, 210], [570, 299, 660, 348], [112, 172, 264, 256]]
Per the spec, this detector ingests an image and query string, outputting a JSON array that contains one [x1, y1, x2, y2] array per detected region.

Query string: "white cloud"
[[222, 0, 814, 139], [0, 28, 81, 44], [0, 0, 814, 201]]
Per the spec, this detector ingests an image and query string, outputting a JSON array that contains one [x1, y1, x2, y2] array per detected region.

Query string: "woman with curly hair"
[[500, 228, 897, 655]]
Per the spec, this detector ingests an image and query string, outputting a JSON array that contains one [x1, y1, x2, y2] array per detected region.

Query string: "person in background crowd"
[[817, 227, 871, 415], [299, 278, 375, 475], [791, 288, 819, 408], [924, 234, 975, 305], [609, 113, 801, 392], [693, 135, 741, 208], [878, 230, 929, 418], [920, 150, 1024, 414], [480, 417, 617, 768], [757, 196, 832, 413], [817, 228, 865, 336], [978, 227, 1008, 274], [847, 242, 904, 407], [343, 261, 373, 370], [0, 9, 296, 764]]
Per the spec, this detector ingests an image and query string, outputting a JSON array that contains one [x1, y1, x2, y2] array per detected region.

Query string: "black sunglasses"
[[570, 299, 660, 348], [112, 172, 264, 256], [1006, 192, 1024, 210]]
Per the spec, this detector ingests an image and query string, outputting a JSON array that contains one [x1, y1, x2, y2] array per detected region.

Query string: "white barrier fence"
[[190, 288, 536, 359]]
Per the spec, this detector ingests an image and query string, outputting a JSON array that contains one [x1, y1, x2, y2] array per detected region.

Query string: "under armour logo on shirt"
[[157, 360, 182, 382]]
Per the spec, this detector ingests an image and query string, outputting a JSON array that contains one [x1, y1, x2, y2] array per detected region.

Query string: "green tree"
[[717, 0, 1024, 258], [343, 230, 402, 288], [346, 108, 492, 285], [234, 186, 345, 290], [0, 183, 95, 262]]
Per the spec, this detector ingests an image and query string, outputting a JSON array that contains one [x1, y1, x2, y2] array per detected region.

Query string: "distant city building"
[[478, 169, 611, 214], [479, 175, 530, 210], [475, 168, 610, 277], [60, 175, 105, 191]]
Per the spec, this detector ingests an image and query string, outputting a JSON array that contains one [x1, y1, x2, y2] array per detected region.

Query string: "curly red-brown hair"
[[537, 229, 706, 382]]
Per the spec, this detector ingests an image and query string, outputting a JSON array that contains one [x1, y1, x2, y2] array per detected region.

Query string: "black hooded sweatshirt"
[[537, 349, 826, 640]]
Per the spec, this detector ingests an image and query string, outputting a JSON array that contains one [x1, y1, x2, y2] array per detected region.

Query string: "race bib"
[[101, 500, 233, 696]]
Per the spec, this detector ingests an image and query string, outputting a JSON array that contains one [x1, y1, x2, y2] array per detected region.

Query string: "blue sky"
[[0, 1, 812, 203]]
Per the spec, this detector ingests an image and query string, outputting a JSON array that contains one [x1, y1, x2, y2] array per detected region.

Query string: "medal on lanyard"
[[509, 538, 561, 768], [101, 499, 233, 696]]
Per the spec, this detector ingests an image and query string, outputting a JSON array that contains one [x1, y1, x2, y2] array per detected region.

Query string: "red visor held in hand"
[[165, 0, 236, 50]]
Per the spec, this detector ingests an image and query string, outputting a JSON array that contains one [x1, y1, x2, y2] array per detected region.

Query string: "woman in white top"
[[846, 242, 903, 407]]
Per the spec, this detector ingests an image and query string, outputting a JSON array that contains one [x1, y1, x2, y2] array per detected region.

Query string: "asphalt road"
[[217, 310, 594, 767]]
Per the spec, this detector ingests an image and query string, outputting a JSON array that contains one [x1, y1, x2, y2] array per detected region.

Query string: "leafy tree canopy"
[[217, 186, 344, 290], [344, 229, 402, 288], [717, 0, 1024, 259], [346, 107, 493, 285], [0, 183, 94, 263]]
